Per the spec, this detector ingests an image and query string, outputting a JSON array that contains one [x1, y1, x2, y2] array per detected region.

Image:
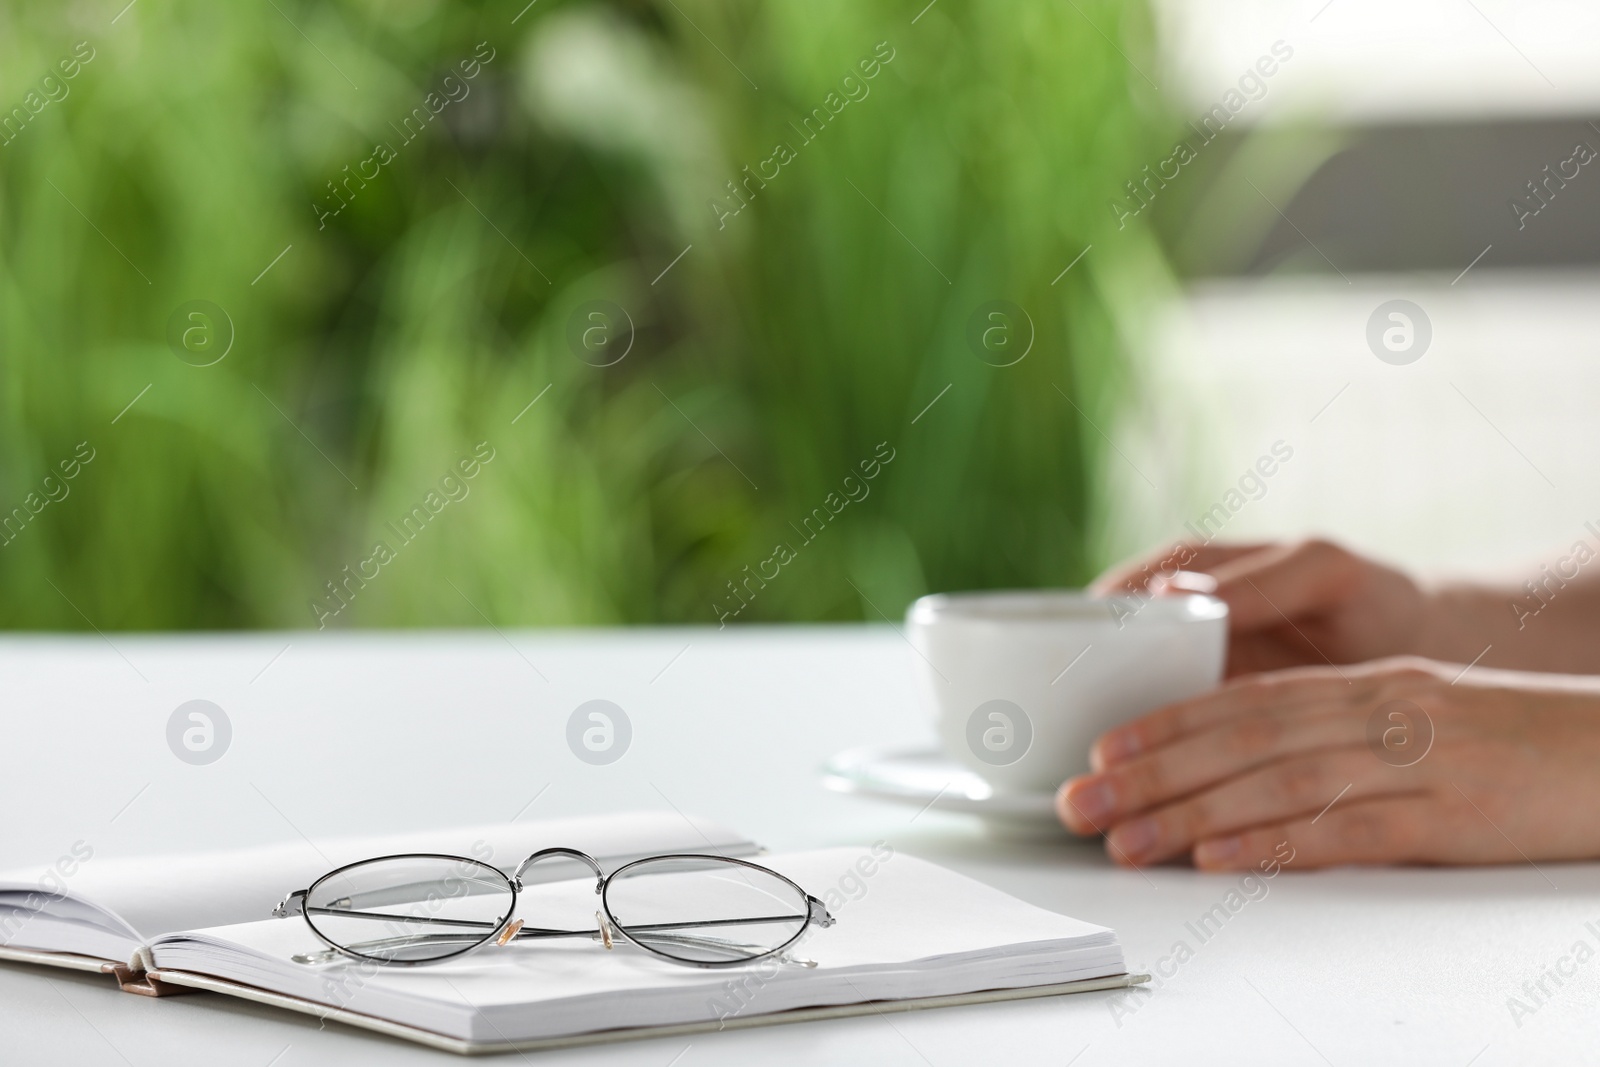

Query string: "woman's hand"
[[1091, 539, 1431, 677], [1056, 657, 1600, 869]]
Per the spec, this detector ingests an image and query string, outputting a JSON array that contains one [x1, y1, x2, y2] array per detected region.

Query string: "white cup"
[[905, 589, 1228, 793]]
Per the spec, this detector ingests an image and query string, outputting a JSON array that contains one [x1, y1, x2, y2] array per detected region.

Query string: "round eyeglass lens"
[[603, 857, 810, 965], [304, 855, 513, 963]]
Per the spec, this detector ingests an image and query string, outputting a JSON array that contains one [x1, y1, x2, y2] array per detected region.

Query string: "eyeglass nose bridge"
[[512, 847, 605, 893]]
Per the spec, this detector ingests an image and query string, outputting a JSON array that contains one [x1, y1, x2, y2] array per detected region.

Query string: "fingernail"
[[1167, 570, 1218, 595], [1195, 836, 1241, 866], [1067, 780, 1116, 824], [1110, 818, 1158, 857], [1097, 732, 1141, 764]]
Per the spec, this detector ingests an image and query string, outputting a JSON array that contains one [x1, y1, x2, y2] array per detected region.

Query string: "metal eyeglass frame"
[[273, 847, 836, 969]]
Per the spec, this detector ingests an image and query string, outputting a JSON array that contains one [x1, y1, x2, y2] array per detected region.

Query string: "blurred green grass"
[[0, 0, 1173, 629]]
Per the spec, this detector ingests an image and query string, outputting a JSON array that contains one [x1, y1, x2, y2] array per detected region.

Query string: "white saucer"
[[820, 746, 1064, 834]]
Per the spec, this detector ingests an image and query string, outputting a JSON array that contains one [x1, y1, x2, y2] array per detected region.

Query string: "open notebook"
[[0, 812, 1140, 1053]]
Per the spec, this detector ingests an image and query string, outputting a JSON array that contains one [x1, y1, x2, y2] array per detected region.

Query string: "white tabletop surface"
[[2, 627, 1594, 1065]]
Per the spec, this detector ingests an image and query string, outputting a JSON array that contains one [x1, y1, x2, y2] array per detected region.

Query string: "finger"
[[1150, 570, 1218, 596], [1060, 707, 1363, 835], [1225, 631, 1336, 678], [1190, 794, 1441, 871], [1089, 667, 1366, 768], [1089, 542, 1272, 596], [1100, 748, 1419, 864], [1206, 539, 1361, 633]]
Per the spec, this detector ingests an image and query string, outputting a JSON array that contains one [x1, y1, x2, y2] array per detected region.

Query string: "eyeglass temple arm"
[[274, 884, 834, 931], [291, 922, 821, 966], [284, 908, 832, 965], [513, 911, 817, 940], [275, 891, 834, 933]]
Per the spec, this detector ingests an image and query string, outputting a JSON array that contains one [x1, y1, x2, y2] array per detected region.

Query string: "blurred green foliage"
[[0, 0, 1171, 629]]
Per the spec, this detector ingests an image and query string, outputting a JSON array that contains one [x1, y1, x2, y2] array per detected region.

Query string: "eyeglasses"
[[272, 847, 836, 969]]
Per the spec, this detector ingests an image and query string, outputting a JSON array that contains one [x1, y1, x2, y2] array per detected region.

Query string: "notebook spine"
[[109, 962, 191, 997]]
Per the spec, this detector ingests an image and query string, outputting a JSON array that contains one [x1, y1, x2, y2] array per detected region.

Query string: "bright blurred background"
[[0, 0, 1175, 630], [3, 0, 1594, 631], [1121, 0, 1600, 583]]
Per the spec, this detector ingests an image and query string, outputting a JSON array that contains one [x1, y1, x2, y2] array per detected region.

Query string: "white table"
[[2, 628, 1593, 1065]]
